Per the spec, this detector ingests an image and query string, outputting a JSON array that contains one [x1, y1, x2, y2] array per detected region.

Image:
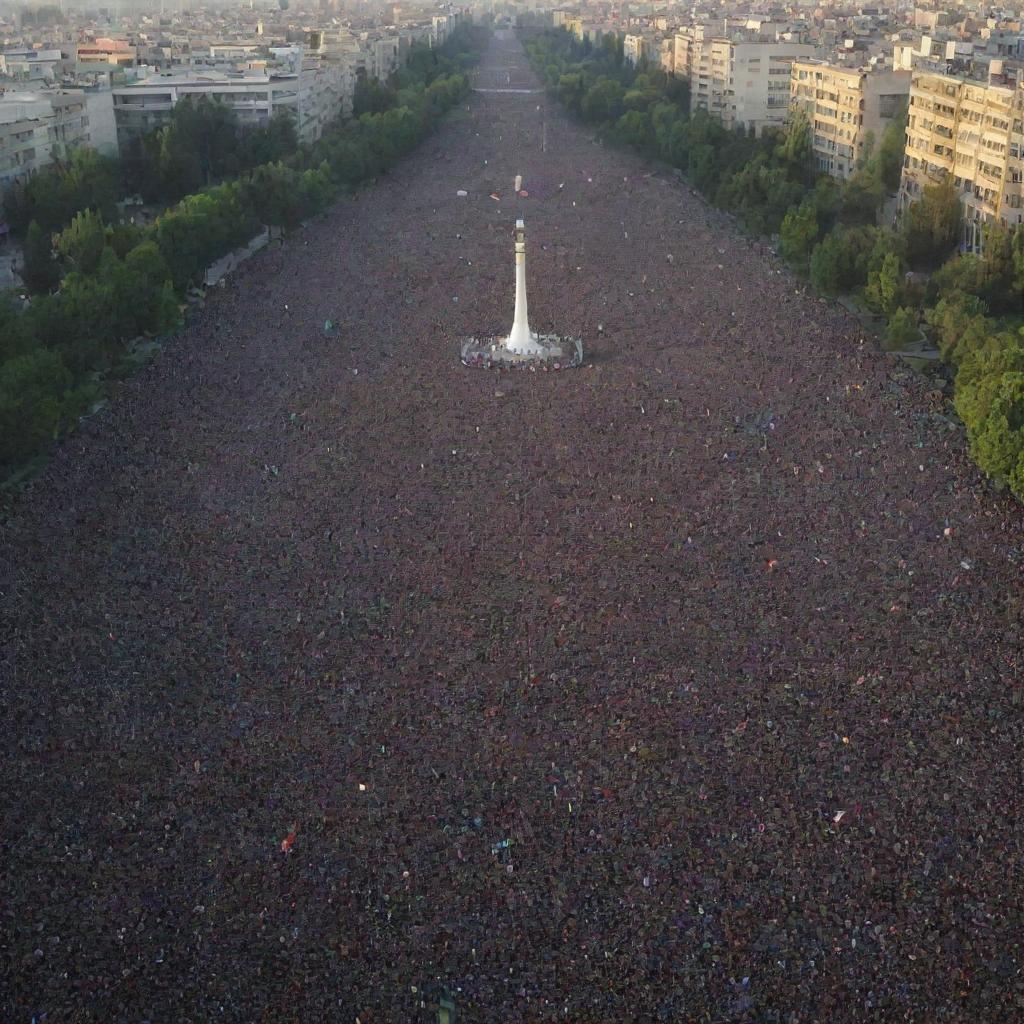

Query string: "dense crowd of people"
[[3, 33, 1023, 1022]]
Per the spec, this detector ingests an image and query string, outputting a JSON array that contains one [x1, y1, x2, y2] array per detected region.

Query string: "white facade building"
[[112, 70, 301, 146], [676, 27, 816, 135], [111, 53, 357, 149], [0, 90, 91, 193], [623, 34, 647, 67], [0, 48, 63, 83]]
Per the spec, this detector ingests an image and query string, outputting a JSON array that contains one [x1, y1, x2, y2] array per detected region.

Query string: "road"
[[3, 31, 1023, 1022]]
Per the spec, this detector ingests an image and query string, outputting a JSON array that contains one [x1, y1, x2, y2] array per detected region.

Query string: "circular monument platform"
[[460, 333, 583, 370], [461, 212, 583, 371]]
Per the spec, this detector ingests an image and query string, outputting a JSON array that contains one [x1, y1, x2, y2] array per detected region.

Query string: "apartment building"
[[676, 26, 815, 135], [623, 33, 648, 67], [431, 15, 451, 47], [110, 51, 361, 149], [366, 35, 401, 82], [672, 21, 724, 83], [791, 61, 910, 179], [899, 70, 1024, 248], [0, 89, 91, 192], [0, 48, 62, 82], [111, 70, 301, 146], [659, 37, 674, 74], [894, 35, 969, 73], [297, 58, 354, 140], [77, 38, 137, 68]]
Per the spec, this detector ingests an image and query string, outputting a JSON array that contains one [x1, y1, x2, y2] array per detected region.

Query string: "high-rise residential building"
[[674, 25, 815, 135], [623, 33, 647, 67], [900, 70, 1024, 249], [672, 22, 724, 88], [0, 90, 91, 192], [111, 70, 302, 146], [790, 61, 910, 179]]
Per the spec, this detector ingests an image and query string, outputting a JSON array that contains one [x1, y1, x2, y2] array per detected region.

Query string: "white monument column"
[[459, 196, 582, 370], [504, 219, 545, 356]]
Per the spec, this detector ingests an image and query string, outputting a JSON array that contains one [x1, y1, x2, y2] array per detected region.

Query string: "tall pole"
[[506, 219, 532, 353]]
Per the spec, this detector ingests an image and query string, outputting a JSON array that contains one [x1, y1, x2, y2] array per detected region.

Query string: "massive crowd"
[[3, 33, 1023, 1023]]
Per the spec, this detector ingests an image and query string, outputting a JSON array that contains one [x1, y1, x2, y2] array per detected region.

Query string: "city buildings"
[[0, 1, 466, 196], [899, 69, 1024, 248], [790, 61, 910, 179], [675, 25, 816, 135], [0, 90, 91, 192], [76, 38, 138, 68], [623, 33, 647, 67], [111, 69, 303, 145], [0, 48, 62, 83]]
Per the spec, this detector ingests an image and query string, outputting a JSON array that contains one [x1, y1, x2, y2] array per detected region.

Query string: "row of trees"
[[1, 106, 298, 235], [523, 27, 1024, 504], [0, 25, 487, 473]]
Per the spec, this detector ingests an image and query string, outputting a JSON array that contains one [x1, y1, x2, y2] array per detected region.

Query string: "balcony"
[[977, 167, 1004, 188]]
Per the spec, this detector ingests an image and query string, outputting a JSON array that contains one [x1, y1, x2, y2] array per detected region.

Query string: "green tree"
[[956, 332, 1024, 403], [151, 184, 257, 291], [122, 241, 180, 335], [157, 121, 204, 201], [23, 293, 73, 351], [954, 342, 1024, 494], [776, 110, 813, 187], [925, 292, 991, 364], [354, 75, 396, 117], [55, 208, 107, 273], [107, 221, 145, 259], [809, 230, 858, 295], [865, 249, 904, 315], [239, 108, 299, 167], [3, 148, 121, 236], [0, 348, 78, 467], [779, 201, 819, 270], [876, 105, 908, 192], [902, 177, 961, 269], [688, 143, 721, 193], [808, 175, 842, 228], [716, 154, 803, 235], [157, 97, 241, 199], [930, 224, 1020, 313], [242, 162, 303, 230], [0, 295, 36, 363], [58, 249, 133, 363], [556, 73, 586, 114], [581, 77, 625, 123], [296, 163, 334, 217], [20, 220, 60, 294], [614, 110, 653, 153], [886, 306, 920, 347], [839, 171, 885, 226]]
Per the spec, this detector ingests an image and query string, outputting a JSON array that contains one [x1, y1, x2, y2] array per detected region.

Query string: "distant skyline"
[[0, 0, 401, 16]]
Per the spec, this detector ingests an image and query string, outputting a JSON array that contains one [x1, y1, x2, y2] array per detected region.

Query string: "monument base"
[[460, 334, 583, 370]]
